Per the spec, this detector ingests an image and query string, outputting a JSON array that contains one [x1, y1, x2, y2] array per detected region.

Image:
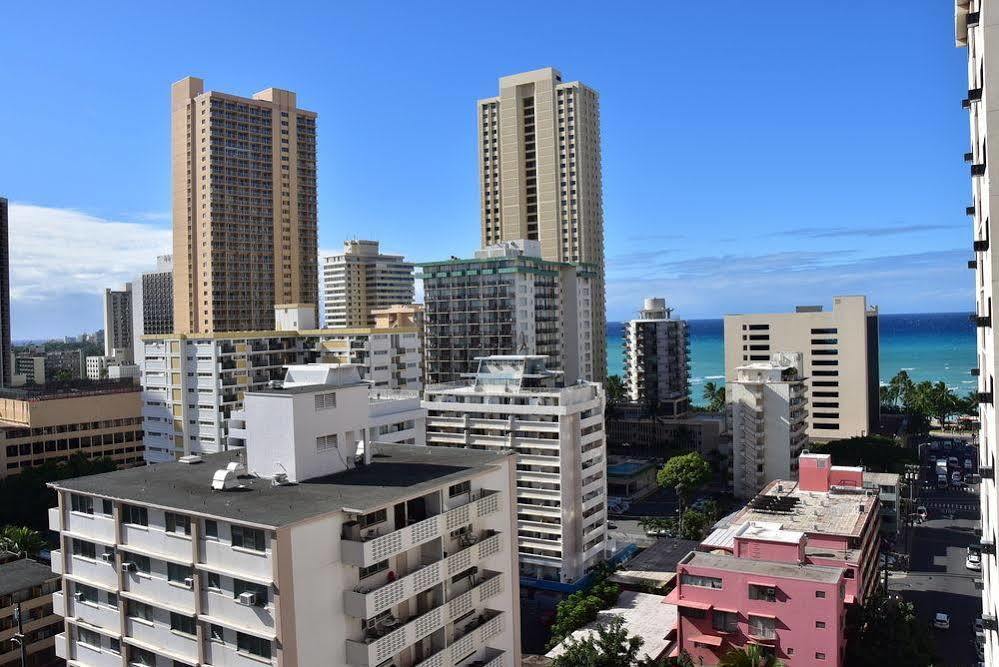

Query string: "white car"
[[934, 612, 951, 629], [968, 551, 983, 571], [916, 506, 928, 520]]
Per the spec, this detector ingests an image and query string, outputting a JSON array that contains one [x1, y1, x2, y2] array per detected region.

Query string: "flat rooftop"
[[608, 538, 701, 590], [0, 380, 139, 402], [0, 558, 57, 597], [863, 471, 900, 486], [683, 551, 845, 584], [50, 444, 509, 528], [729, 480, 877, 538], [546, 591, 677, 662]]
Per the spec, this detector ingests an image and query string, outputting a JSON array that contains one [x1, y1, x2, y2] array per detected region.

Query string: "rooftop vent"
[[271, 472, 294, 487], [179, 455, 203, 465], [858, 503, 865, 513], [226, 460, 247, 477], [211, 468, 240, 491]]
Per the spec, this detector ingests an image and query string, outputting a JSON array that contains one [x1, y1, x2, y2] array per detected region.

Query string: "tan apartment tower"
[[321, 239, 415, 328], [478, 67, 606, 382], [724, 296, 880, 441], [171, 77, 318, 334]]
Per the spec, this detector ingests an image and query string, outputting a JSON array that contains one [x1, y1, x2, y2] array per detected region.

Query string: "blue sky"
[[0, 2, 971, 338]]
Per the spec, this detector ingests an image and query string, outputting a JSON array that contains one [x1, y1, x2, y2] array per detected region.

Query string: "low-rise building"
[[12, 356, 45, 386], [0, 381, 143, 477], [730, 353, 809, 499], [606, 410, 728, 460], [85, 354, 139, 383], [424, 355, 606, 585], [48, 364, 521, 667], [0, 558, 62, 667], [606, 459, 657, 502], [863, 471, 901, 536], [607, 537, 702, 593]]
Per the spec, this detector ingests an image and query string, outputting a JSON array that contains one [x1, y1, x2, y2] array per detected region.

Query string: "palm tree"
[[719, 644, 784, 667], [702, 381, 726, 412], [888, 370, 914, 409], [605, 375, 627, 406], [0, 525, 46, 558]]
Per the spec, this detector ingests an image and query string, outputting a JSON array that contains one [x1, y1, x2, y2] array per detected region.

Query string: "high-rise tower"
[[171, 77, 318, 334], [0, 198, 9, 387], [477, 68, 606, 382]]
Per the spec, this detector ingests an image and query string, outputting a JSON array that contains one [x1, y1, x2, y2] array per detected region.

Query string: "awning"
[[677, 599, 713, 610], [689, 634, 724, 647], [748, 612, 778, 620], [713, 607, 739, 614], [747, 580, 777, 588]]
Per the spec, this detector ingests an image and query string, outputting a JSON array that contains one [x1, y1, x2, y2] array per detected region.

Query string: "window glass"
[[70, 494, 93, 514], [167, 562, 193, 583], [204, 520, 218, 538], [122, 504, 148, 526], [165, 512, 191, 535], [681, 573, 723, 589], [231, 525, 265, 551], [233, 579, 267, 605], [237, 632, 271, 658], [170, 612, 196, 635]]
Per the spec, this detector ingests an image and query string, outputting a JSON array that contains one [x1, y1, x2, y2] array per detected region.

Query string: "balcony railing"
[[968, 205, 977, 216], [412, 611, 505, 667], [972, 163, 987, 176], [970, 259, 979, 269], [342, 490, 502, 567]]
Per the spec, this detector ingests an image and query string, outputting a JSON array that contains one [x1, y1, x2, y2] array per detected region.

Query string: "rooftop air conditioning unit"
[[237, 591, 258, 606], [101, 551, 115, 563], [121, 561, 137, 573], [183, 577, 194, 589], [179, 454, 203, 465]]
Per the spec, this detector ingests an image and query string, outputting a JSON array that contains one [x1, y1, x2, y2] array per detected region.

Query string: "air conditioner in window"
[[236, 591, 257, 606], [121, 561, 136, 573], [73, 591, 84, 600], [101, 552, 115, 563], [183, 577, 194, 589]]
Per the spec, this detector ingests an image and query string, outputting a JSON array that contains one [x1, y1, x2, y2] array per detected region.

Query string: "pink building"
[[666, 453, 881, 665]]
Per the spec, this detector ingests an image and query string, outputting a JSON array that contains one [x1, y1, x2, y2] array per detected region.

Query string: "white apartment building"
[[47, 364, 520, 667], [420, 240, 595, 385], [957, 2, 999, 659], [103, 284, 133, 361], [86, 354, 139, 382], [311, 327, 422, 390], [423, 355, 606, 584], [623, 298, 690, 416], [724, 295, 880, 440], [131, 255, 173, 367], [729, 352, 809, 499], [322, 239, 415, 328]]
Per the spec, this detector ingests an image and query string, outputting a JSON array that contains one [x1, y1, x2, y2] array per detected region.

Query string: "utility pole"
[[12, 601, 27, 667]]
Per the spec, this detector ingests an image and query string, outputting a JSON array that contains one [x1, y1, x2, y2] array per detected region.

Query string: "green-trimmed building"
[[419, 240, 597, 384]]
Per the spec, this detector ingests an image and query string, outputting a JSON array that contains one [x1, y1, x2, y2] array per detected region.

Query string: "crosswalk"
[[921, 500, 978, 511]]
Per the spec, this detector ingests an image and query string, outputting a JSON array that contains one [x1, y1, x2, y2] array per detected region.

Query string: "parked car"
[[967, 474, 982, 485], [948, 456, 960, 467], [967, 550, 983, 571], [916, 506, 928, 521], [965, 459, 974, 470], [934, 612, 951, 630], [952, 471, 964, 485]]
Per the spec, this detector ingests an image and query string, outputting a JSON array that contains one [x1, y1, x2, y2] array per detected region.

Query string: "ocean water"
[[607, 312, 976, 407]]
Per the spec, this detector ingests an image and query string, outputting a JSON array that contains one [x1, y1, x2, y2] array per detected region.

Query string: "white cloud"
[[8, 203, 171, 303]]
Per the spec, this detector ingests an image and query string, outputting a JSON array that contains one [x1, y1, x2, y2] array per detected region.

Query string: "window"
[[129, 646, 157, 666], [204, 520, 218, 538], [128, 600, 155, 622], [122, 552, 150, 573], [231, 525, 265, 551], [748, 615, 776, 639], [166, 512, 191, 535], [206, 572, 222, 590], [316, 433, 338, 453], [748, 584, 776, 601], [168, 562, 193, 584], [75, 583, 98, 604], [815, 590, 826, 598], [681, 573, 723, 589], [77, 626, 101, 648], [712, 610, 738, 633], [70, 494, 93, 514], [359, 559, 389, 580], [102, 499, 113, 515], [121, 504, 148, 526], [107, 592, 118, 608], [108, 637, 120, 653], [815, 620, 826, 628], [315, 392, 336, 410], [237, 632, 271, 659], [170, 612, 196, 635], [358, 508, 386, 528], [210, 624, 224, 641], [72, 538, 96, 560], [234, 579, 267, 605], [816, 653, 826, 660], [449, 481, 471, 497]]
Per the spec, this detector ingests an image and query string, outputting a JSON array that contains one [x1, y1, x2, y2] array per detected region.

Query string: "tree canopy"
[[843, 591, 936, 666], [718, 645, 784, 667], [702, 381, 726, 412], [550, 615, 652, 667], [0, 526, 46, 558], [604, 375, 627, 407], [657, 452, 712, 505], [808, 435, 916, 473], [0, 454, 116, 532], [547, 570, 621, 648]]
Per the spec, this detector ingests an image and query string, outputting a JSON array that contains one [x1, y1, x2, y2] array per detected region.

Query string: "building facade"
[[103, 284, 133, 360], [956, 3, 999, 659], [0, 198, 10, 388], [423, 355, 607, 584], [724, 296, 880, 440], [322, 240, 415, 328], [12, 357, 45, 386], [0, 382, 143, 477], [310, 327, 422, 390], [0, 558, 62, 667], [671, 453, 882, 666], [477, 67, 606, 382], [729, 353, 809, 499], [420, 240, 595, 385], [48, 367, 521, 667], [171, 77, 318, 334], [131, 255, 173, 367], [623, 298, 690, 416]]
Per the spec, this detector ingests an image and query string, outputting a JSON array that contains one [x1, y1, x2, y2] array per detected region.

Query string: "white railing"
[[412, 613, 505, 667]]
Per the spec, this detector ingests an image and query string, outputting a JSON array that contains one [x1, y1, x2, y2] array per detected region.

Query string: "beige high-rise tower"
[[171, 77, 318, 334], [477, 67, 606, 382]]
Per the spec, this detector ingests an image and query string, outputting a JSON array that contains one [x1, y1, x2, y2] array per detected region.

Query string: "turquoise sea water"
[[607, 312, 975, 407]]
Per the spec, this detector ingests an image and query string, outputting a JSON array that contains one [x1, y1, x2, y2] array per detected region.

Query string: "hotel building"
[[420, 240, 595, 385], [623, 298, 690, 416], [956, 2, 999, 659], [322, 239, 415, 328], [477, 68, 606, 382], [171, 77, 318, 334], [669, 453, 882, 666], [723, 296, 880, 440], [48, 365, 520, 667], [423, 355, 606, 584], [0, 198, 10, 388], [131, 255, 173, 367], [103, 284, 133, 361], [729, 353, 809, 499]]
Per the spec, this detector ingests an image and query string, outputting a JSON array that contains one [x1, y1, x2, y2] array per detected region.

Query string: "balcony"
[[977, 392, 994, 405], [973, 367, 981, 376], [970, 259, 979, 269], [52, 591, 66, 617], [972, 163, 987, 176], [968, 205, 977, 216], [412, 611, 506, 667], [343, 531, 502, 618], [972, 313, 992, 328], [342, 490, 502, 568], [974, 239, 989, 252], [969, 11, 981, 27], [966, 151, 975, 163], [54, 633, 68, 660], [48, 507, 61, 532]]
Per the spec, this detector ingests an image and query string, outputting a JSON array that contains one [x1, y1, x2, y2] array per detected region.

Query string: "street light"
[[11, 602, 27, 667]]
